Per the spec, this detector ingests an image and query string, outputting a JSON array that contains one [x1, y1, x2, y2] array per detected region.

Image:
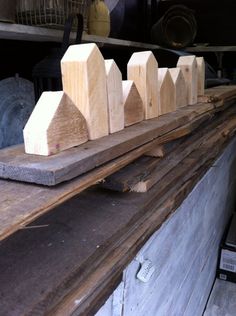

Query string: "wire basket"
[[16, 0, 90, 31]]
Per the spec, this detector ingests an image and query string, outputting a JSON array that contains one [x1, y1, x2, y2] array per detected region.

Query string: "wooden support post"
[[158, 68, 176, 115], [61, 43, 109, 140], [177, 55, 198, 105], [127, 51, 159, 119], [23, 91, 88, 156], [122, 80, 144, 127], [105, 59, 124, 133], [169, 68, 188, 108], [196, 57, 205, 96]]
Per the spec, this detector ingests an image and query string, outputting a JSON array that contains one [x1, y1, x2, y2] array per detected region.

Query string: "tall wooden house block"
[[127, 51, 159, 119], [105, 59, 124, 133], [23, 91, 88, 156], [196, 57, 205, 96], [61, 43, 109, 140], [169, 68, 188, 108], [122, 80, 144, 127], [158, 68, 176, 115], [177, 55, 198, 105]]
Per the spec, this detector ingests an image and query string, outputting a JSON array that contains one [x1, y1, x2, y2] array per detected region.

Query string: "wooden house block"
[[127, 51, 159, 119], [122, 80, 144, 127], [105, 59, 124, 133], [177, 55, 198, 105], [158, 68, 176, 115], [169, 68, 188, 108], [23, 91, 88, 156], [61, 43, 109, 140], [196, 57, 205, 96]]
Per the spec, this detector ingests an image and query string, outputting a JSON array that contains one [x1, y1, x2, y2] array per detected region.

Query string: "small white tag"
[[220, 249, 236, 272], [136, 259, 155, 283]]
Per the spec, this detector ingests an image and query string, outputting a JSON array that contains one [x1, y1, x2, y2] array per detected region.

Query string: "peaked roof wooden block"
[[105, 59, 124, 134], [177, 55, 198, 105], [23, 91, 88, 156], [169, 67, 188, 108], [127, 51, 159, 119], [122, 80, 144, 127], [158, 68, 176, 115], [61, 43, 109, 140], [196, 57, 205, 96]]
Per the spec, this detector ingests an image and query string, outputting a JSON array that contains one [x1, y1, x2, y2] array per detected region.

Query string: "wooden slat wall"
[[96, 137, 236, 316]]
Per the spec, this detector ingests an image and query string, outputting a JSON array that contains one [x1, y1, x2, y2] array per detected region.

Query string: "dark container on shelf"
[[151, 5, 197, 49], [0, 0, 16, 23]]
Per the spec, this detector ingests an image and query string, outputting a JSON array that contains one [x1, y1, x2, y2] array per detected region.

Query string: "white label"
[[220, 249, 236, 272], [136, 259, 155, 283]]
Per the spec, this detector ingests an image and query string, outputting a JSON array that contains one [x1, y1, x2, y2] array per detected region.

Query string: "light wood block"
[[61, 43, 109, 140], [122, 80, 144, 127], [23, 91, 88, 156], [145, 145, 165, 158], [127, 51, 159, 119], [105, 59, 124, 134], [169, 68, 188, 108], [177, 55, 198, 105], [158, 68, 176, 115], [196, 57, 205, 96]]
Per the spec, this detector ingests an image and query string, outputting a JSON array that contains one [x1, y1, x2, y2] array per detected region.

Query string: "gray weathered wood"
[[97, 137, 236, 316], [204, 279, 236, 316], [0, 104, 210, 185]]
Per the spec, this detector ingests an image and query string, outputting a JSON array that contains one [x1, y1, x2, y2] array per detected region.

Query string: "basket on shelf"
[[16, 0, 90, 31]]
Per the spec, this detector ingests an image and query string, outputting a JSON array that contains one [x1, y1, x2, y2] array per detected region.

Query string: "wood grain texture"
[[0, 86, 234, 187], [105, 59, 124, 133], [102, 111, 221, 193], [196, 57, 205, 96], [61, 43, 109, 140], [122, 80, 144, 127], [23, 92, 88, 156], [198, 85, 236, 103], [169, 67, 188, 108], [127, 51, 159, 119], [177, 55, 198, 105], [0, 101, 226, 186], [204, 279, 236, 316], [0, 128, 236, 316], [158, 68, 176, 115], [49, 134, 236, 316]]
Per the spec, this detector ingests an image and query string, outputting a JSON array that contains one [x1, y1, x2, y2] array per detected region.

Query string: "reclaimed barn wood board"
[[0, 117, 215, 242], [198, 85, 236, 103], [47, 136, 236, 316], [103, 108, 235, 192], [96, 137, 236, 316], [0, 102, 215, 186], [204, 279, 236, 316], [0, 136, 172, 242], [0, 135, 236, 315]]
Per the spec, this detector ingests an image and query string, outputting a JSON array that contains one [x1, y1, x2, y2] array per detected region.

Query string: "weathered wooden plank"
[[0, 102, 215, 186], [48, 135, 236, 316], [1, 133, 236, 316], [103, 111, 214, 192], [198, 85, 236, 103], [204, 279, 236, 316], [134, 116, 236, 192]]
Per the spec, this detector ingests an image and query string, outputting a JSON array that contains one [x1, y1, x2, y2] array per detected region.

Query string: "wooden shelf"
[[0, 22, 160, 49], [185, 45, 236, 53]]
